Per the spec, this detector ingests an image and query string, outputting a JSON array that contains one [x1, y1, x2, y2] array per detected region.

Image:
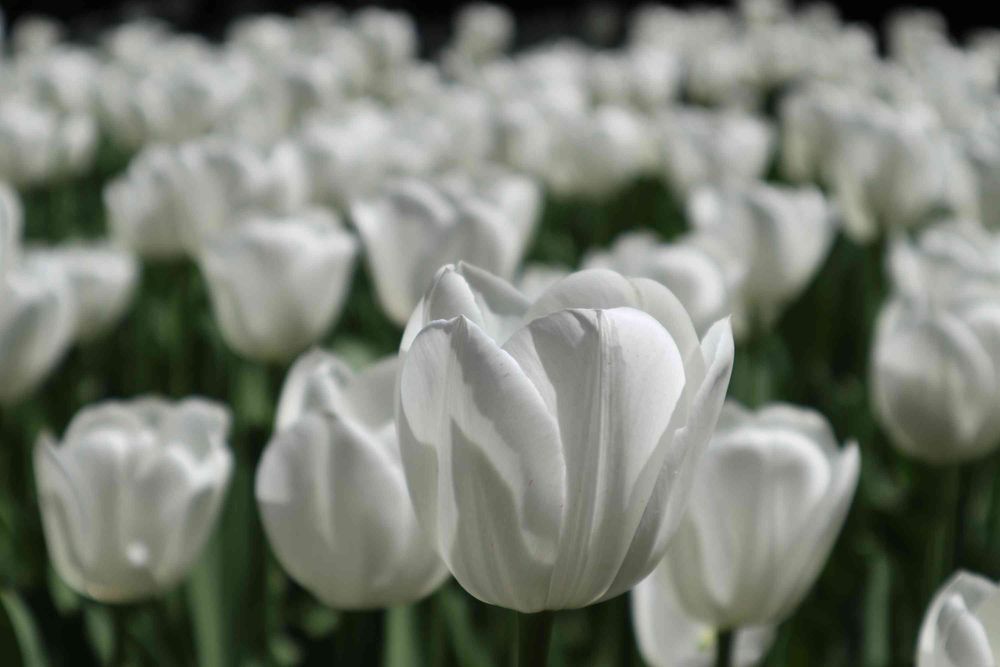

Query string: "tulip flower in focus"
[[632, 563, 775, 667], [198, 209, 357, 363], [257, 351, 448, 609], [397, 264, 734, 611], [34, 397, 233, 602], [665, 402, 859, 628], [917, 571, 1000, 667]]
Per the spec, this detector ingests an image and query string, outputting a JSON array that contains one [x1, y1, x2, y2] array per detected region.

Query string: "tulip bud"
[[35, 397, 233, 602], [450, 3, 514, 63], [25, 242, 139, 341], [198, 210, 357, 363], [688, 182, 835, 329], [657, 108, 775, 201], [871, 293, 1000, 464], [351, 179, 528, 326], [398, 265, 734, 612], [257, 351, 448, 609], [584, 230, 743, 337], [632, 563, 775, 667], [0, 182, 23, 276], [665, 402, 859, 628], [0, 260, 76, 405], [917, 571, 1000, 667]]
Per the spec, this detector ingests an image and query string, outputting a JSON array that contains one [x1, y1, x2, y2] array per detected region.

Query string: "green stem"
[[513, 610, 554, 667], [110, 605, 128, 667], [715, 629, 734, 667], [953, 464, 973, 571]]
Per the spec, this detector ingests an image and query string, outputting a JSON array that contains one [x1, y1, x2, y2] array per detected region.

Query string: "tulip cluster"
[[0, 1, 997, 665]]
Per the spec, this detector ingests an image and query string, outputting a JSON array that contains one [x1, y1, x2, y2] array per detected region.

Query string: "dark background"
[[2, 0, 997, 49]]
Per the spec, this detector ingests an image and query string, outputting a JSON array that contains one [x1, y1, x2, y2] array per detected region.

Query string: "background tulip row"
[[2, 1, 1000, 666]]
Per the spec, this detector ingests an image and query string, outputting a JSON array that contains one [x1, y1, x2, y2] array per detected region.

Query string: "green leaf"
[[0, 591, 49, 667]]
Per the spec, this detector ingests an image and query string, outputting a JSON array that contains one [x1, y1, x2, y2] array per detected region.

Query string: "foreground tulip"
[[34, 397, 233, 602], [257, 351, 448, 609], [666, 402, 859, 629], [871, 292, 1000, 464], [351, 178, 528, 326], [917, 571, 1000, 667], [198, 210, 357, 362], [397, 264, 735, 612], [0, 261, 76, 405], [688, 182, 835, 330], [632, 563, 775, 667], [25, 242, 139, 341]]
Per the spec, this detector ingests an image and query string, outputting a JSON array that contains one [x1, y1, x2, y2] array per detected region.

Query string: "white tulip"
[[666, 402, 860, 628], [0, 260, 75, 405], [688, 182, 835, 329], [294, 105, 393, 209], [917, 571, 1000, 667], [657, 108, 775, 201], [351, 178, 529, 326], [35, 397, 233, 602], [632, 563, 775, 667], [11, 15, 63, 55], [257, 351, 448, 609], [887, 220, 1000, 306], [353, 8, 417, 73], [25, 243, 139, 341], [0, 182, 22, 277], [0, 100, 97, 186], [871, 291, 1000, 464], [449, 3, 514, 63], [584, 231, 742, 337], [544, 105, 658, 198], [106, 138, 297, 259], [516, 263, 571, 302], [397, 264, 735, 612], [198, 210, 357, 363]]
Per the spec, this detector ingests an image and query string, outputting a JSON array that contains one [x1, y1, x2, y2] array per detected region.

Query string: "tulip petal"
[[502, 307, 686, 608], [398, 316, 565, 610]]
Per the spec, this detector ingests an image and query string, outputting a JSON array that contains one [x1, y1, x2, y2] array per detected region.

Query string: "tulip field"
[[1, 2, 1000, 666]]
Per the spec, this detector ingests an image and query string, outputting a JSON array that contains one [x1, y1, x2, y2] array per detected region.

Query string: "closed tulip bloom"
[[352, 178, 529, 326], [0, 100, 97, 186], [657, 108, 775, 201], [871, 291, 1000, 464], [887, 220, 1000, 304], [688, 182, 835, 329], [917, 571, 1000, 667], [665, 402, 859, 628], [25, 242, 139, 341], [632, 563, 775, 667], [257, 351, 448, 609], [584, 231, 742, 337], [398, 264, 735, 612], [449, 3, 514, 63], [0, 182, 23, 276], [34, 397, 233, 602], [198, 210, 357, 363], [0, 260, 76, 405]]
